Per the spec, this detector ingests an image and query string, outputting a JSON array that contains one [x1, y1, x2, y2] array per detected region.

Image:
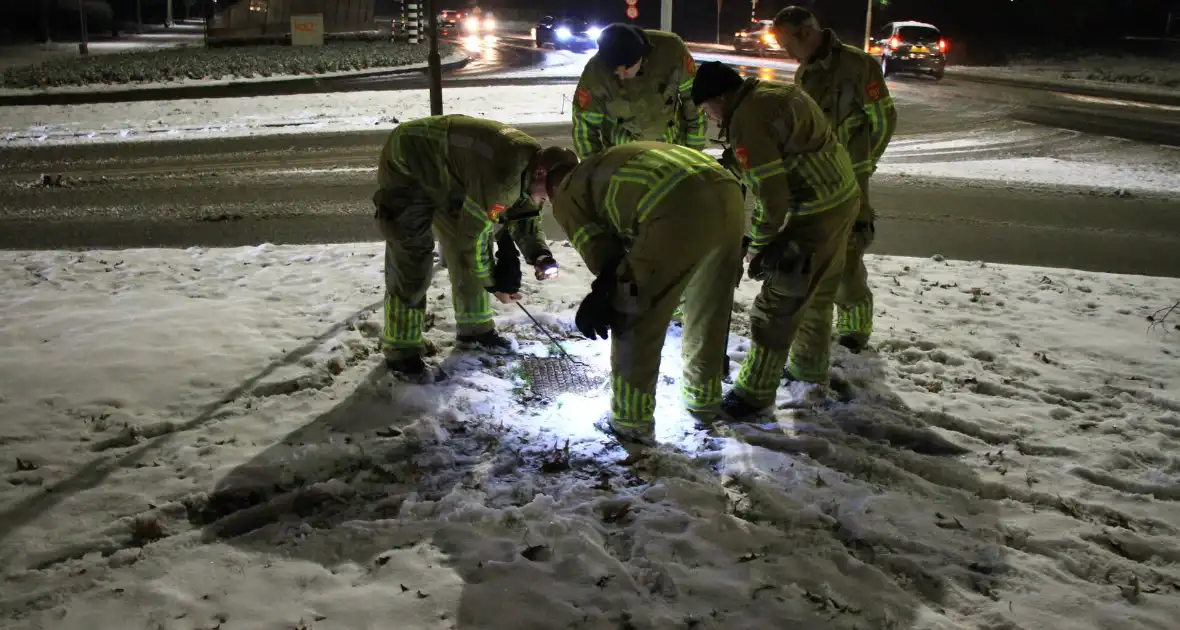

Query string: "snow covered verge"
[[953, 55, 1180, 92], [0, 41, 458, 93], [0, 84, 576, 145], [1, 242, 1179, 629]]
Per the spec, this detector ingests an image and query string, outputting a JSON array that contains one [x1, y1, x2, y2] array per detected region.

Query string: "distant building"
[[209, 0, 376, 37]]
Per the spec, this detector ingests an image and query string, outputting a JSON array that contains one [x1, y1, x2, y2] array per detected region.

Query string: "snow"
[[952, 55, 1180, 92], [875, 156, 1180, 195], [0, 52, 470, 97], [0, 84, 577, 144], [1, 242, 1179, 629]]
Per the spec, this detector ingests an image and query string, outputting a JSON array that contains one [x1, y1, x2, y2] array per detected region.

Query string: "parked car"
[[869, 20, 948, 80], [532, 15, 604, 51], [733, 20, 781, 56]]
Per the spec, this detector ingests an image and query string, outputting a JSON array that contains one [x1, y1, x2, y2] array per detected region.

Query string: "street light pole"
[[77, 0, 89, 55], [166, 0, 174, 28], [660, 0, 672, 32], [426, 0, 442, 115], [863, 0, 873, 51], [715, 0, 722, 44]]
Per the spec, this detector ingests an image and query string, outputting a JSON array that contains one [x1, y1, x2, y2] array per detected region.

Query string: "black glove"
[[487, 230, 522, 294], [532, 252, 559, 280], [575, 264, 617, 340], [747, 242, 784, 282], [737, 235, 752, 287]]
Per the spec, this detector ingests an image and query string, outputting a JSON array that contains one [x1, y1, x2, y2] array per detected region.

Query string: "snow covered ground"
[[1, 242, 1178, 629], [953, 55, 1180, 92]]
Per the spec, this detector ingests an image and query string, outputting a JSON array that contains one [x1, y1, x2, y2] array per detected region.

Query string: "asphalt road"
[[3, 35, 1179, 147], [2, 123, 1178, 277]]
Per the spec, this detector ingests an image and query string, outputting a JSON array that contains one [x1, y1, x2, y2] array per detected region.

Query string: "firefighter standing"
[[373, 114, 566, 378], [571, 23, 706, 159], [774, 7, 898, 354], [541, 142, 745, 445], [691, 61, 861, 419]]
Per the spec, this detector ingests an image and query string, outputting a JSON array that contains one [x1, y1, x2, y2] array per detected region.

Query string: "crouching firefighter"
[[775, 6, 898, 353], [541, 142, 746, 445], [691, 61, 861, 419], [373, 114, 568, 378]]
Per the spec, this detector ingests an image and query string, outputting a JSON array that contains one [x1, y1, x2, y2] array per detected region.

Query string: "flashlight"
[[536, 262, 559, 280]]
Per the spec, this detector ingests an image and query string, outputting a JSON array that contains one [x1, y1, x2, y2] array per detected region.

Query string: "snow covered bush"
[[1, 41, 455, 89]]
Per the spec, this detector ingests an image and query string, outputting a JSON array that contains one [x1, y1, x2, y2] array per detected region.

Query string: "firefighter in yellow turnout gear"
[[691, 61, 860, 419], [571, 23, 706, 159], [542, 143, 745, 445], [373, 114, 567, 378], [775, 6, 898, 353]]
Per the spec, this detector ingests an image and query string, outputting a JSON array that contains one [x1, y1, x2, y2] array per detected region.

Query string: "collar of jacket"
[[806, 29, 843, 67], [720, 77, 761, 140]]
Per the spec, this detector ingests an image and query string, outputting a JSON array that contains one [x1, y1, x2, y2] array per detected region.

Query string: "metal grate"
[[519, 356, 603, 397]]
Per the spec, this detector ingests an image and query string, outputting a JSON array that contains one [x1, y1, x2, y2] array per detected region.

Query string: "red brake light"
[[889, 36, 900, 49], [938, 38, 948, 52]]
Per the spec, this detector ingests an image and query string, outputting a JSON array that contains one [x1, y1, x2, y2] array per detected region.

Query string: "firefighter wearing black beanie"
[[570, 23, 706, 159]]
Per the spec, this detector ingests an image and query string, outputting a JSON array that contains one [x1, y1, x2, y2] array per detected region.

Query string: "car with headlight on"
[[461, 9, 496, 34], [733, 19, 781, 56], [869, 20, 947, 80], [532, 15, 603, 51]]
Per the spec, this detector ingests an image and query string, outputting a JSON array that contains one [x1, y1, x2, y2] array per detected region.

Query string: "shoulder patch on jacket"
[[865, 79, 882, 102], [574, 87, 591, 109], [487, 203, 506, 221], [734, 146, 749, 169], [684, 55, 696, 75]]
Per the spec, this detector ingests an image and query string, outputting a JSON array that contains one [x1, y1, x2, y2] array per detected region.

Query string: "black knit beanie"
[[691, 61, 744, 105], [596, 23, 651, 70]]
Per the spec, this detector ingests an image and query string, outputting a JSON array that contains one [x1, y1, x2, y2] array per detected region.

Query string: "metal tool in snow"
[[515, 303, 601, 397]]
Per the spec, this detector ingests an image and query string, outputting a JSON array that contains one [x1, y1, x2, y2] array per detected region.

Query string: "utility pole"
[[660, 0, 672, 32], [426, 0, 443, 115], [77, 0, 89, 55], [863, 0, 873, 51], [715, 0, 722, 43], [166, 0, 174, 28]]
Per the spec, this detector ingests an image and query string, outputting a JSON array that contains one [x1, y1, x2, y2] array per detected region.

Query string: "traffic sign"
[[624, 0, 637, 5], [626, 5, 638, 18]]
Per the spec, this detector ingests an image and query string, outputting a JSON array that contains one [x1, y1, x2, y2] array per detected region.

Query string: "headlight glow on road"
[[556, 27, 572, 40], [587, 26, 602, 40]]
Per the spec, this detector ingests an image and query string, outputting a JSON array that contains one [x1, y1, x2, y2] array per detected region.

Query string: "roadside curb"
[[0, 55, 472, 107], [947, 71, 1180, 107]]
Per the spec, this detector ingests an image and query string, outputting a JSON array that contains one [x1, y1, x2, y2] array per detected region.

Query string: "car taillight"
[[889, 36, 900, 49], [938, 38, 948, 52]]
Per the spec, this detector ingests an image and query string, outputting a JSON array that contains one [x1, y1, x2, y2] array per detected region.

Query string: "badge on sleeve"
[[574, 87, 591, 109], [734, 146, 749, 170], [487, 203, 506, 221], [684, 55, 696, 75], [865, 79, 882, 102]]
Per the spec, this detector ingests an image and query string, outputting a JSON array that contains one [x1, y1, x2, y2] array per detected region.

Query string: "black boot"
[[837, 334, 867, 354], [457, 330, 515, 355], [719, 390, 771, 421], [385, 355, 426, 376]]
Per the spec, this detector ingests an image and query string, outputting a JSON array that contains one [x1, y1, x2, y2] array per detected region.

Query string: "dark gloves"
[[575, 263, 618, 340], [747, 242, 785, 282], [487, 229, 522, 294], [737, 235, 752, 287]]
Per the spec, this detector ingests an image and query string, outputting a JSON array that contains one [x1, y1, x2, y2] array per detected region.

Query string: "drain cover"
[[519, 356, 603, 397]]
